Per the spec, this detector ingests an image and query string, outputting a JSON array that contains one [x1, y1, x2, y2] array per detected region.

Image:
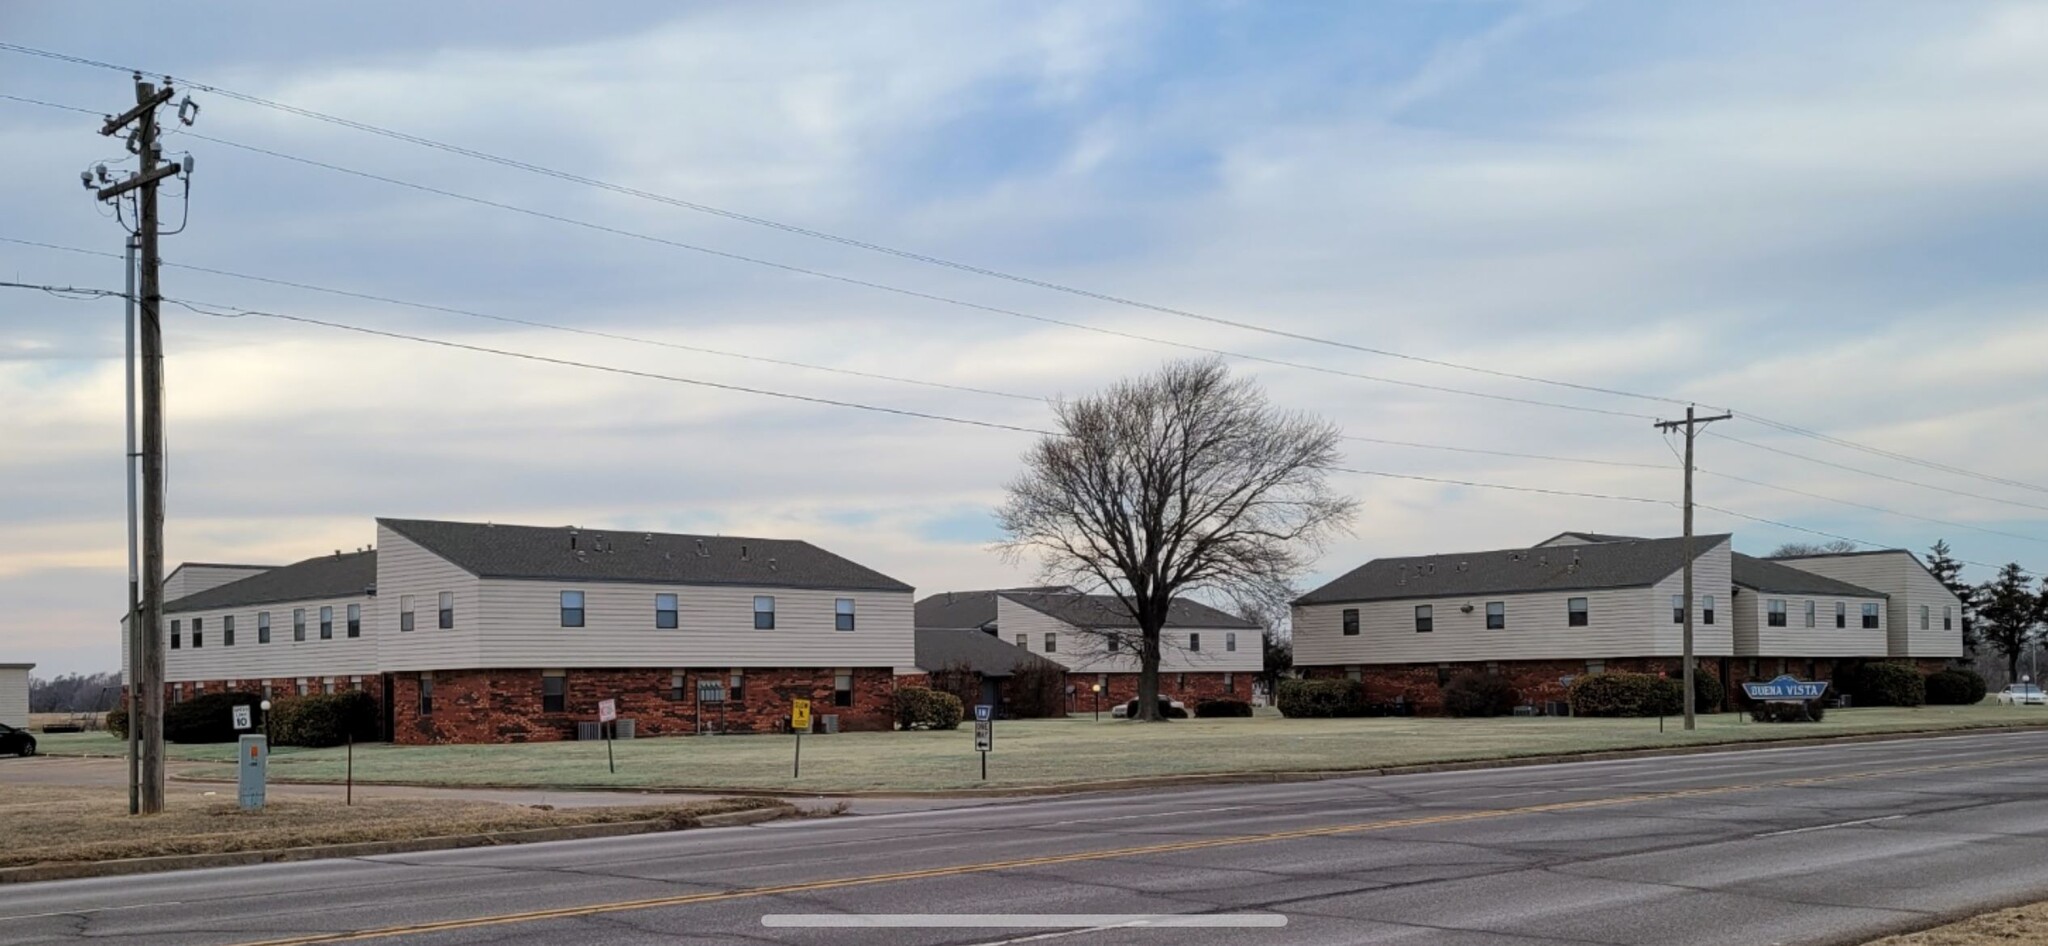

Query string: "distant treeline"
[[29, 671, 122, 713]]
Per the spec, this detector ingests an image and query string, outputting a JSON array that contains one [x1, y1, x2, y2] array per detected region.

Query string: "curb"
[[0, 804, 797, 885]]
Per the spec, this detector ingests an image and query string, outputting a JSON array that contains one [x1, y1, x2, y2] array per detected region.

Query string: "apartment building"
[[1292, 531, 1960, 712], [915, 588, 1263, 707], [131, 518, 917, 744]]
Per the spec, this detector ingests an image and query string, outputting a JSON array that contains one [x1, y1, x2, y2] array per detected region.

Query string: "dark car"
[[0, 722, 35, 757]]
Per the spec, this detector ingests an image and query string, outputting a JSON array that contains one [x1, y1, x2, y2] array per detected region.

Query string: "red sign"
[[597, 699, 617, 723]]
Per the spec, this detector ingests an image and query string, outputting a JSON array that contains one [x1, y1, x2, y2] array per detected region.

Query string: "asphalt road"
[[8, 730, 2048, 946]]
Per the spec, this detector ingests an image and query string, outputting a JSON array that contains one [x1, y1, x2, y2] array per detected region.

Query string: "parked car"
[[1995, 684, 2047, 706], [0, 722, 35, 757], [1111, 697, 1190, 720]]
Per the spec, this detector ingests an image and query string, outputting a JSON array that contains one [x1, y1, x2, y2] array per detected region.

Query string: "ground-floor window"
[[1223, 672, 1234, 692], [670, 671, 686, 701], [542, 671, 567, 712], [418, 672, 434, 716], [1586, 659, 1605, 674], [729, 670, 746, 703], [834, 669, 853, 707], [1344, 665, 1361, 682]]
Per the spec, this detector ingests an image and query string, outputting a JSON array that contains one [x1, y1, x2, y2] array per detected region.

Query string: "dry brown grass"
[[1867, 902, 2048, 945], [0, 783, 782, 868]]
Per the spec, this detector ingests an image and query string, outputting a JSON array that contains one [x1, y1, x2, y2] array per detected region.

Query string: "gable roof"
[[166, 551, 378, 613], [1295, 534, 1731, 606], [1001, 591, 1260, 630], [914, 628, 1056, 677], [379, 518, 911, 593], [914, 587, 1071, 630], [1534, 531, 1645, 547], [1731, 553, 1887, 598], [1766, 547, 1949, 590]]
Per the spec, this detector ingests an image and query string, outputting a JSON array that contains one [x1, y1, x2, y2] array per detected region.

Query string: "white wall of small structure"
[[0, 665, 32, 728]]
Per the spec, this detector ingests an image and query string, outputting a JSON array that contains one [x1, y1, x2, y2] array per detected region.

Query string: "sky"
[[3, 1, 2046, 677]]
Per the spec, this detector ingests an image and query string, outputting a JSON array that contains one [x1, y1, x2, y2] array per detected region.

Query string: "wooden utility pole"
[[97, 75, 184, 814], [1654, 405, 1731, 731]]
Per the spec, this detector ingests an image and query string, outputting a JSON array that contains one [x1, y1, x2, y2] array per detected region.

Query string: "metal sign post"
[[598, 699, 618, 774], [791, 698, 811, 779], [974, 704, 993, 780]]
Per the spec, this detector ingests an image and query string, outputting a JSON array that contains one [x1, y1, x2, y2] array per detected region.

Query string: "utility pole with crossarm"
[[93, 74, 195, 815], [1654, 405, 1732, 732]]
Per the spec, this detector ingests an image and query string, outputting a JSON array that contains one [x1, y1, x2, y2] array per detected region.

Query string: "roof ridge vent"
[[696, 538, 709, 557], [1458, 560, 1469, 572], [741, 544, 750, 561], [769, 556, 778, 571], [568, 528, 578, 551]]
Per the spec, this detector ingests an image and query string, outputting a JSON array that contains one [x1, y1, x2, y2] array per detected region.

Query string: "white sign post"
[[974, 704, 993, 780], [598, 699, 618, 774]]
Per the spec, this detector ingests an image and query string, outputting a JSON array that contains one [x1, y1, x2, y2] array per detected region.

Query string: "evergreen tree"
[[1977, 563, 2046, 684], [1926, 540, 1982, 655]]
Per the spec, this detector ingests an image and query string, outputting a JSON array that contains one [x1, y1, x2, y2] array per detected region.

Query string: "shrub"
[[1442, 672, 1520, 718], [1855, 662, 1926, 707], [1925, 669, 1988, 706], [164, 692, 264, 744], [1121, 697, 1190, 720], [1003, 660, 1069, 719], [1194, 698, 1253, 718], [1688, 666, 1724, 714], [105, 706, 129, 740], [270, 692, 379, 747], [1750, 700, 1827, 723], [894, 686, 963, 731], [1568, 672, 1682, 718], [1277, 678, 1366, 718]]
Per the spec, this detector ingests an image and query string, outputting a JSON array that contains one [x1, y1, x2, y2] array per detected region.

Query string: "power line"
[[158, 296, 1054, 436], [1700, 468, 2048, 546], [0, 43, 1692, 410], [1333, 467, 1668, 505], [1706, 430, 2048, 516], [1694, 503, 2002, 570], [1732, 411, 2048, 497], [0, 279, 129, 300], [1343, 435, 1670, 471]]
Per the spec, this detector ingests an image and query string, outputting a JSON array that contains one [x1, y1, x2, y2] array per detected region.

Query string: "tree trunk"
[[2012, 654, 2023, 685], [1137, 623, 1163, 721]]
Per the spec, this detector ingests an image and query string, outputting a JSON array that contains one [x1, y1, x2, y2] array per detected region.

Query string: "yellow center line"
[[226, 752, 2046, 946]]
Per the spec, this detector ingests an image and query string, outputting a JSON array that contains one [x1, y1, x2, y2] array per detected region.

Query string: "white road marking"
[[1034, 805, 1249, 827], [0, 899, 185, 921], [1755, 814, 1907, 838]]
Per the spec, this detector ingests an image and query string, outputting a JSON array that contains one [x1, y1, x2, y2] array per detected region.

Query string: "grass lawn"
[[35, 704, 2048, 794], [0, 783, 781, 868], [1863, 900, 2048, 945]]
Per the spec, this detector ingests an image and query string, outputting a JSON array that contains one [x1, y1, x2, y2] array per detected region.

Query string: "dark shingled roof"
[[380, 518, 911, 592], [166, 551, 377, 613], [1535, 531, 1646, 547], [914, 587, 1071, 630], [1734, 553, 1888, 597], [1001, 591, 1259, 630], [914, 628, 1057, 677], [1295, 534, 1731, 606]]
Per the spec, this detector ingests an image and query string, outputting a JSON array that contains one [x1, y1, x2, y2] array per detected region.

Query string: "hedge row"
[[894, 686, 963, 730], [1925, 668, 1988, 706], [1276, 679, 1367, 718], [1193, 699, 1252, 718], [1442, 672, 1519, 718], [270, 692, 379, 747]]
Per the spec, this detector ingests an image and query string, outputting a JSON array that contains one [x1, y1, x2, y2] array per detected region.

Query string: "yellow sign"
[[791, 698, 812, 731]]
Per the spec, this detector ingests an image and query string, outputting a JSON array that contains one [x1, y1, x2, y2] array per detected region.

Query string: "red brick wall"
[[1061, 671, 1246, 713], [387, 667, 897, 745], [1299, 657, 1865, 713]]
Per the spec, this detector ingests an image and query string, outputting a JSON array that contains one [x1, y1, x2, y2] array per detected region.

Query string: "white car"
[[1110, 697, 1190, 719], [1995, 684, 2046, 706]]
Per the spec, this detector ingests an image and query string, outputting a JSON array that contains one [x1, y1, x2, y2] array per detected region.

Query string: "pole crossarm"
[[96, 163, 180, 201], [99, 82, 174, 136]]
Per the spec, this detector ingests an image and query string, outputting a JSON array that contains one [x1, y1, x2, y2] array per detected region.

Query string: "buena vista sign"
[[1743, 674, 1829, 702]]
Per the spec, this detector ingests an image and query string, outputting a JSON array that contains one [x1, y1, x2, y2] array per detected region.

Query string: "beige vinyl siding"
[[373, 524, 485, 672], [993, 597, 1259, 672], [160, 595, 377, 683], [1733, 590, 1888, 658], [1774, 552, 1962, 658], [163, 564, 270, 604], [470, 580, 914, 670], [0, 666, 30, 728], [1295, 539, 1734, 665]]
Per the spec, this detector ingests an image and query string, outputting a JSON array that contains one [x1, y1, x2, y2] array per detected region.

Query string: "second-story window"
[[347, 604, 361, 638], [1107, 635, 1120, 653], [1568, 597, 1589, 627], [294, 608, 306, 641], [753, 596, 776, 630], [1672, 595, 1685, 624], [1767, 599, 1786, 627], [1015, 633, 1028, 649], [170, 619, 181, 650], [1226, 632, 1238, 652], [258, 611, 271, 644], [1703, 595, 1716, 625], [656, 593, 678, 629], [541, 671, 567, 712], [224, 615, 236, 646], [836, 598, 856, 631], [438, 591, 454, 629], [1805, 600, 1816, 628], [1487, 601, 1506, 630], [193, 617, 203, 648], [1835, 601, 1847, 628], [1044, 632, 1058, 653], [560, 591, 585, 628], [1862, 603, 1881, 629], [1920, 605, 1929, 630], [1342, 609, 1359, 635], [1189, 632, 1201, 652], [1944, 605, 1953, 630], [319, 607, 333, 640], [1414, 605, 1433, 633], [400, 595, 415, 632]]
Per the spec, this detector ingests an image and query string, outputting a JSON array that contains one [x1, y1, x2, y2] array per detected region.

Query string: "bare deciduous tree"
[[996, 359, 1355, 720], [1770, 540, 1858, 557]]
